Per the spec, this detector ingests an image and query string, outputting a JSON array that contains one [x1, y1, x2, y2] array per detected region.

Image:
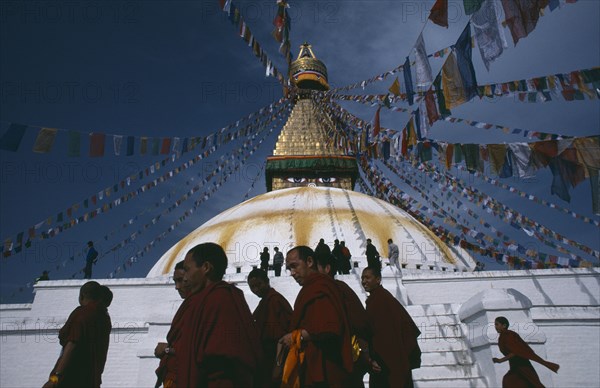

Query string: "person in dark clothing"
[[273, 247, 284, 277], [260, 247, 270, 272], [339, 241, 352, 274], [84, 241, 99, 279], [365, 239, 381, 271]]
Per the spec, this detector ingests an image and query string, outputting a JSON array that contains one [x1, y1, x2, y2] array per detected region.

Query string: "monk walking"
[[248, 268, 293, 387], [175, 242, 262, 387], [154, 261, 191, 388], [279, 246, 354, 387], [361, 267, 421, 388], [493, 316, 559, 387]]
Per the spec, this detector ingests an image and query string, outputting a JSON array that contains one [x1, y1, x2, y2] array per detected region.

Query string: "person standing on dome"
[[279, 246, 354, 387], [492, 316, 559, 387], [339, 241, 352, 274], [175, 243, 261, 387], [154, 261, 191, 388], [365, 239, 381, 271], [387, 239, 400, 269], [260, 247, 270, 272], [361, 267, 421, 388], [273, 247, 284, 277], [247, 269, 293, 387]]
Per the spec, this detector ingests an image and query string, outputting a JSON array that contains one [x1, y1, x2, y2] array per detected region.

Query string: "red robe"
[[291, 272, 354, 387], [335, 280, 370, 387], [155, 297, 192, 388], [56, 301, 112, 388], [175, 281, 262, 387], [253, 287, 293, 387], [498, 330, 558, 388], [366, 285, 421, 388]]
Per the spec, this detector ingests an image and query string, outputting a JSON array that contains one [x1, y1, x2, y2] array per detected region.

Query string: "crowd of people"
[[45, 240, 559, 388]]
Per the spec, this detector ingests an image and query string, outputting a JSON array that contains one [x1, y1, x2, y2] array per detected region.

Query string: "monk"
[[280, 245, 353, 387], [361, 267, 421, 388], [154, 261, 191, 388], [43, 281, 112, 388], [492, 316, 559, 387], [175, 242, 262, 387], [247, 268, 293, 387], [315, 253, 370, 387]]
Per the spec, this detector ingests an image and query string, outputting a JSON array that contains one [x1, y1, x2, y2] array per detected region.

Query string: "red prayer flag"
[[160, 138, 172, 154], [429, 0, 448, 28], [89, 133, 106, 157]]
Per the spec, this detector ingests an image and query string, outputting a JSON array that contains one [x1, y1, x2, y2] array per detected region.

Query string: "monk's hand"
[[279, 333, 293, 348], [370, 360, 382, 373], [155, 342, 168, 358], [42, 381, 56, 388], [492, 357, 501, 363]]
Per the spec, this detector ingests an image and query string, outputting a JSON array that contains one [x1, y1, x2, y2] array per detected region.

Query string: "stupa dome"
[[147, 186, 475, 277]]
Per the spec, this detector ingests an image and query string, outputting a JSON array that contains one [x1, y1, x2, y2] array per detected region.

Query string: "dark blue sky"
[[1, 1, 599, 302]]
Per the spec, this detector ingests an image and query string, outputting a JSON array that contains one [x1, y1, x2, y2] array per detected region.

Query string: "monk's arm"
[[492, 353, 515, 363], [43, 341, 76, 387]]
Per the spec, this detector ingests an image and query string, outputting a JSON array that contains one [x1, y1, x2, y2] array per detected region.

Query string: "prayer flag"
[[140, 137, 148, 155], [501, 0, 546, 46], [126, 136, 135, 156], [67, 130, 81, 157], [372, 106, 381, 138], [113, 135, 123, 156], [414, 33, 433, 86], [442, 52, 467, 109], [160, 138, 172, 154], [388, 77, 401, 96], [403, 57, 415, 105], [0, 123, 27, 151], [33, 128, 58, 153], [429, 0, 448, 28], [472, 0, 505, 70], [464, 0, 484, 14], [455, 23, 480, 101], [89, 133, 106, 157]]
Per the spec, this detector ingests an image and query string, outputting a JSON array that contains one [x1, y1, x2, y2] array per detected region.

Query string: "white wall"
[[0, 268, 598, 387]]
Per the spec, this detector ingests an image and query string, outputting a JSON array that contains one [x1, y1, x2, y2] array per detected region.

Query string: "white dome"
[[147, 186, 475, 277]]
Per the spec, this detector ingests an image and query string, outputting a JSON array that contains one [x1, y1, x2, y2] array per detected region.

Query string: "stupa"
[[149, 43, 475, 277], [1, 44, 597, 388]]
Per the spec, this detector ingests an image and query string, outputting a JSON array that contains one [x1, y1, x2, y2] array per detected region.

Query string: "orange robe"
[[175, 281, 262, 387], [498, 330, 558, 388], [366, 285, 421, 388], [253, 287, 293, 387], [290, 272, 353, 387], [56, 301, 111, 388]]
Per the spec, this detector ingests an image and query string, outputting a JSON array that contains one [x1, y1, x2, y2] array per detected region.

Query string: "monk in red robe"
[[361, 267, 421, 388], [280, 246, 354, 387], [175, 242, 262, 387], [154, 261, 191, 388], [44, 281, 112, 388], [493, 316, 559, 387], [315, 251, 370, 387], [248, 268, 293, 387]]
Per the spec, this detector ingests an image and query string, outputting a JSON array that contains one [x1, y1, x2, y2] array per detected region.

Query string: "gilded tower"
[[266, 43, 358, 191]]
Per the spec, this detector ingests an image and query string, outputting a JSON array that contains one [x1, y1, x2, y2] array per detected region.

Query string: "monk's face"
[[361, 269, 381, 292], [173, 268, 190, 299], [286, 249, 312, 286], [183, 253, 210, 295], [494, 321, 507, 333], [248, 277, 269, 298]]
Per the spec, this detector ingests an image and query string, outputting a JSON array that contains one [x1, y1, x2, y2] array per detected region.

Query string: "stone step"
[[407, 303, 462, 316], [420, 350, 474, 366], [412, 364, 482, 380], [414, 377, 488, 388], [418, 338, 470, 353]]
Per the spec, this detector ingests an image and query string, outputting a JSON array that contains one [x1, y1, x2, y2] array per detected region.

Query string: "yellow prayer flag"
[[388, 77, 401, 96], [441, 53, 467, 109]]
